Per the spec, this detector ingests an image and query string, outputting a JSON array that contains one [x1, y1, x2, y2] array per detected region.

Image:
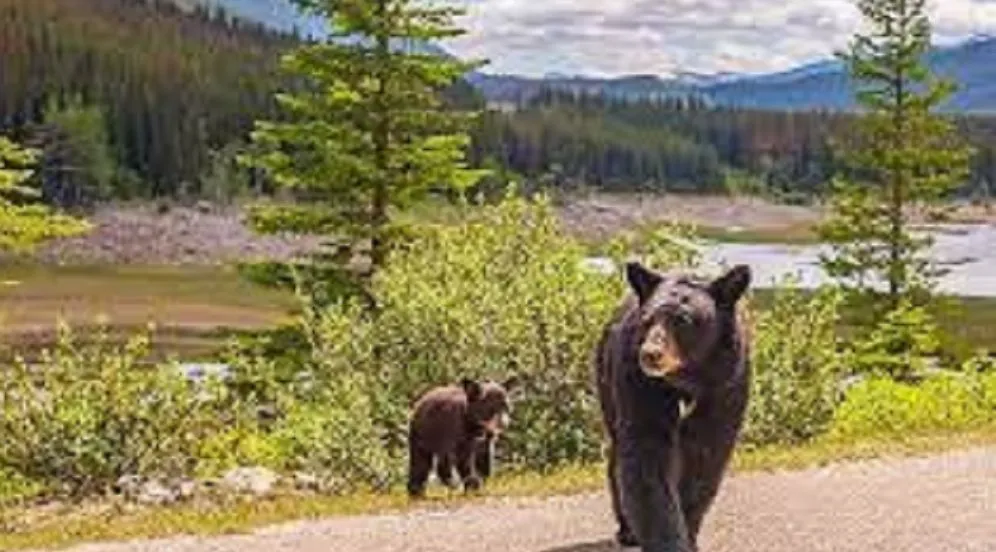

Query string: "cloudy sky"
[[442, 0, 996, 77]]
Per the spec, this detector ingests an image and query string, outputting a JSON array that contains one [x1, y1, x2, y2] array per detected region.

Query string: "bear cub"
[[407, 376, 519, 498]]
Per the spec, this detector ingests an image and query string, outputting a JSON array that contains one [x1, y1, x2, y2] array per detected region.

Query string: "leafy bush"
[[269, 380, 397, 493], [742, 280, 846, 446], [828, 362, 996, 440], [288, 192, 702, 472], [0, 322, 238, 499]]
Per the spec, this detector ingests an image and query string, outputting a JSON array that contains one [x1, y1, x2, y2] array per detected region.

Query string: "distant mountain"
[[701, 36, 996, 112], [466, 73, 702, 104], [178, 1, 996, 113], [474, 36, 996, 112]]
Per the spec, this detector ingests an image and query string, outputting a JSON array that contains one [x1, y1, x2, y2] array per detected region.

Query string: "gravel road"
[[50, 446, 996, 552]]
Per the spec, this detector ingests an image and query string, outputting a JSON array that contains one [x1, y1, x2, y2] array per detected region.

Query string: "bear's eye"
[[673, 309, 695, 327]]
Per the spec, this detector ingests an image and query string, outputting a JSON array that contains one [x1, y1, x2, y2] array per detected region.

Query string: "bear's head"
[[461, 376, 521, 436], [625, 261, 751, 393]]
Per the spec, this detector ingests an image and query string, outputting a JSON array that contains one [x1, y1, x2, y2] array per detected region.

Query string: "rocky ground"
[[15, 202, 324, 266], [10, 195, 994, 266], [34, 445, 996, 552], [11, 196, 820, 266]]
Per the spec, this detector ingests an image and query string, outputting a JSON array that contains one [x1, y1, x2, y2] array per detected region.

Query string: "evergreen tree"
[[27, 96, 118, 209], [817, 0, 973, 319], [242, 0, 487, 309], [0, 136, 89, 253]]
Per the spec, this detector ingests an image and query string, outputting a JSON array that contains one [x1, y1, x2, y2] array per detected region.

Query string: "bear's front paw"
[[406, 483, 427, 499], [615, 528, 639, 547], [463, 475, 482, 492]]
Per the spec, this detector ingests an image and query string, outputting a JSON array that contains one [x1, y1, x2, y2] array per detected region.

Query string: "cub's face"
[[625, 262, 751, 389], [461, 377, 521, 435]]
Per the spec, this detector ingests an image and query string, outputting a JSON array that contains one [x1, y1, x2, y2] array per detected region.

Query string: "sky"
[[442, 0, 996, 77]]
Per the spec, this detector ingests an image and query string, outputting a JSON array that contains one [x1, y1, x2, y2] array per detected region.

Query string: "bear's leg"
[[677, 474, 719, 550], [678, 399, 747, 548], [407, 442, 433, 499], [474, 436, 493, 480], [435, 453, 458, 488], [607, 443, 639, 547], [455, 441, 482, 492]]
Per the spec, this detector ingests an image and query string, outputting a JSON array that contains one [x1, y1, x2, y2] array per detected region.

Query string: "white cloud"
[[441, 0, 996, 77]]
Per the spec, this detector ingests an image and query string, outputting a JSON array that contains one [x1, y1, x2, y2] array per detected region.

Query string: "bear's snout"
[[482, 411, 510, 434], [639, 325, 683, 377]]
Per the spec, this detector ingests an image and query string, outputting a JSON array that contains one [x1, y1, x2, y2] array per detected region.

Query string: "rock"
[[114, 474, 144, 498], [176, 479, 199, 500], [221, 466, 279, 497], [136, 480, 178, 506], [177, 362, 232, 383], [579, 256, 616, 276], [293, 472, 320, 492]]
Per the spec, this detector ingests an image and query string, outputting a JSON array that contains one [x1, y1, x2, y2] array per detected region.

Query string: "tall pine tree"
[[242, 0, 487, 309], [817, 0, 973, 320], [0, 137, 89, 253]]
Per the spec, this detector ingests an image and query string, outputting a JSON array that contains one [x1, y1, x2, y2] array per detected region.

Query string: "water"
[[705, 223, 996, 297], [583, 223, 996, 298]]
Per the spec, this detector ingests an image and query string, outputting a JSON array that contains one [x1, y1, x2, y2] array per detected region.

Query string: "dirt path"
[[49, 446, 996, 552]]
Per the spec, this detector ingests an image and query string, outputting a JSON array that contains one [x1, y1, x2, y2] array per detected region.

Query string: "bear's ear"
[[707, 264, 751, 307], [625, 261, 662, 304], [461, 378, 483, 402]]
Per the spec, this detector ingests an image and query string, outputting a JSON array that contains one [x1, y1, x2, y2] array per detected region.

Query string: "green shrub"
[[828, 359, 996, 440], [195, 425, 286, 479], [743, 279, 846, 446], [270, 379, 397, 493], [0, 468, 43, 508], [846, 299, 942, 381], [0, 322, 238, 499], [290, 193, 701, 472]]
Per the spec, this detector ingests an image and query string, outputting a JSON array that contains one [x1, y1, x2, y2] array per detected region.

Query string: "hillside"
[[473, 36, 996, 112], [703, 35, 996, 112], [194, 0, 996, 112], [0, 0, 293, 196]]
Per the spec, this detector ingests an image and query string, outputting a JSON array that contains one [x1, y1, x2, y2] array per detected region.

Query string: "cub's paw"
[[462, 476, 482, 493]]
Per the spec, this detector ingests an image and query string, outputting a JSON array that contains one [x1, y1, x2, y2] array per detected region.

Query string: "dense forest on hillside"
[[470, 90, 996, 200], [0, 0, 293, 200], [1, 0, 995, 206]]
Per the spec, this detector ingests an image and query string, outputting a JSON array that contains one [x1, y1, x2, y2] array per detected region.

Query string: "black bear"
[[595, 261, 752, 551], [407, 376, 519, 498]]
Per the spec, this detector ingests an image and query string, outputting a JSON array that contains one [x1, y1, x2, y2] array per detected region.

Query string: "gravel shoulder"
[[48, 445, 996, 552]]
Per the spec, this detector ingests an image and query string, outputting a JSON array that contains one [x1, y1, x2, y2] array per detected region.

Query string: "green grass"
[[4, 263, 996, 363], [746, 289, 996, 357], [3, 425, 995, 551], [0, 264, 296, 360], [692, 223, 821, 244]]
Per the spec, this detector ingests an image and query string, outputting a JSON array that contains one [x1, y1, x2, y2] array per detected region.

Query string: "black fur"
[[595, 262, 752, 551]]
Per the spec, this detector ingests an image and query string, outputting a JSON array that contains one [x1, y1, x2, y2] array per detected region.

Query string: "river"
[[702, 223, 996, 297]]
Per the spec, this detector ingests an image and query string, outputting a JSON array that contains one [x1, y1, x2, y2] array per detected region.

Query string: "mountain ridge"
[[186, 0, 996, 112]]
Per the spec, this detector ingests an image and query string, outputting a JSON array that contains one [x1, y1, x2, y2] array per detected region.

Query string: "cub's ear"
[[461, 378, 483, 402], [502, 375, 523, 398], [625, 261, 663, 304], [707, 264, 751, 307]]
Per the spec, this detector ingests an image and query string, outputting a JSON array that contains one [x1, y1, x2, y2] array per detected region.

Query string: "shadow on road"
[[538, 539, 620, 552]]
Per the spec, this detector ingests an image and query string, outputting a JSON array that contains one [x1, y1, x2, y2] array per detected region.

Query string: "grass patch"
[[0, 264, 295, 360], [746, 289, 996, 354], [3, 426, 995, 551], [693, 222, 820, 245]]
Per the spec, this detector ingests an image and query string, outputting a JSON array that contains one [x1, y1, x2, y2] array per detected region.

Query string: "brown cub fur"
[[407, 377, 519, 498]]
